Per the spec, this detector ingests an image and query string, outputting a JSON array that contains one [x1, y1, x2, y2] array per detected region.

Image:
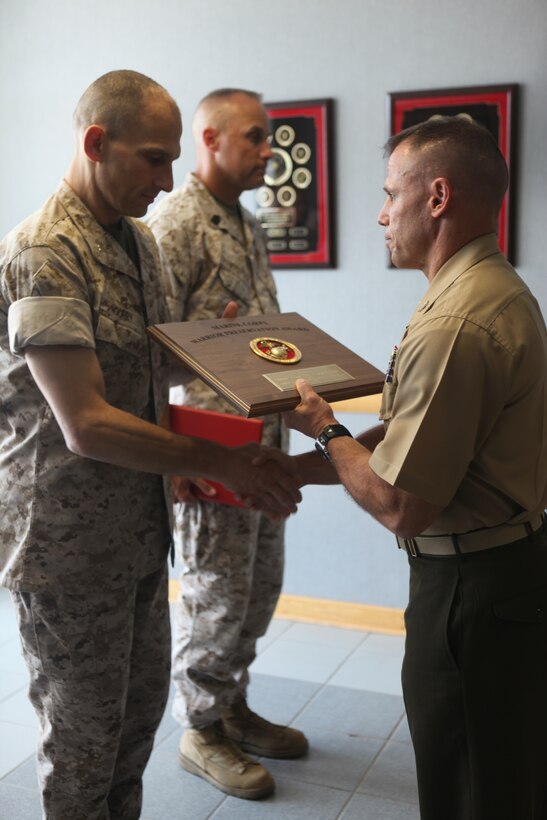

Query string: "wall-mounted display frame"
[[387, 84, 518, 263], [254, 98, 335, 268]]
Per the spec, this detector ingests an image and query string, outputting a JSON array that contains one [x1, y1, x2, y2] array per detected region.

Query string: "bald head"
[[190, 88, 271, 204], [385, 115, 509, 213], [73, 69, 181, 139], [66, 70, 182, 226], [192, 88, 262, 145]]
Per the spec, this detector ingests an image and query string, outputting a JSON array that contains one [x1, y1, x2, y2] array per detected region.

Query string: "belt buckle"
[[404, 537, 419, 557]]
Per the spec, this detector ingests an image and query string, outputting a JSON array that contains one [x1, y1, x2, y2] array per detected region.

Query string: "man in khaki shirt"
[[285, 116, 547, 820]]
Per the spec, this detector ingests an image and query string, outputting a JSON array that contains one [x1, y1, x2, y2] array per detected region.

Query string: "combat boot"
[[178, 722, 274, 800], [220, 698, 309, 759]]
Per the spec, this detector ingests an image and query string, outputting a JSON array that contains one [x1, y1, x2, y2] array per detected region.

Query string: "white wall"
[[1, 0, 546, 607]]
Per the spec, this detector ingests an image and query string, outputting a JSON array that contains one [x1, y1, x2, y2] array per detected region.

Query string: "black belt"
[[397, 513, 546, 557]]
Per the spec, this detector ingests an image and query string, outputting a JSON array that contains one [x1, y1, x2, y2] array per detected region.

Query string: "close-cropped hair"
[[73, 69, 170, 138], [197, 88, 262, 108], [385, 114, 509, 207]]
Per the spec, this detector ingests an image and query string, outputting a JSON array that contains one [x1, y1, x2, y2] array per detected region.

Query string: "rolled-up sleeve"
[[8, 296, 95, 355]]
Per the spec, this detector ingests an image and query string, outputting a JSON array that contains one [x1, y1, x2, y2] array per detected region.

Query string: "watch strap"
[[315, 424, 353, 462]]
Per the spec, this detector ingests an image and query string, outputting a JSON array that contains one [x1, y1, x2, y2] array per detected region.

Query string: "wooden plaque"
[[147, 312, 384, 417]]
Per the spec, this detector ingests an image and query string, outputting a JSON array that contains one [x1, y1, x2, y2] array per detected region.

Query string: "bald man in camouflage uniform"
[[149, 89, 308, 800], [0, 74, 301, 820]]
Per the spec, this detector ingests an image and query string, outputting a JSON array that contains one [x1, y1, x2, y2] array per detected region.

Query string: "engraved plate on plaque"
[[263, 364, 355, 392], [147, 311, 385, 416]]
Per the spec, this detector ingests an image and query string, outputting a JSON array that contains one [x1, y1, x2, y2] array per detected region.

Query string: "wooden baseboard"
[[168, 581, 405, 636]]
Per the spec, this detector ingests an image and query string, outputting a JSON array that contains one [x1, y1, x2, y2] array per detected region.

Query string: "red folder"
[[169, 404, 264, 507]]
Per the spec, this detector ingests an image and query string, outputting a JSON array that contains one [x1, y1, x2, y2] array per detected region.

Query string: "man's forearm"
[[24, 344, 301, 517], [325, 435, 443, 537], [293, 423, 385, 487]]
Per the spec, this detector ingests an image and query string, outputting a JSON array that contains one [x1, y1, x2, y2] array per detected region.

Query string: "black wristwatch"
[[315, 424, 353, 462]]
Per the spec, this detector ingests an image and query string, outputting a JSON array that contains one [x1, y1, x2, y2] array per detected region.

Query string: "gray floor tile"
[[1, 755, 38, 791], [0, 636, 28, 677], [280, 622, 369, 651], [247, 673, 321, 726], [0, 672, 27, 703], [0, 687, 38, 729], [329, 648, 403, 696], [142, 731, 226, 819], [0, 591, 19, 645], [297, 685, 405, 740], [358, 740, 419, 804], [0, 722, 37, 779], [256, 618, 294, 653], [264, 727, 383, 791], [392, 716, 412, 745], [0, 783, 42, 820], [153, 684, 179, 748], [250, 639, 355, 684], [360, 634, 406, 657], [340, 792, 420, 819], [211, 775, 351, 819]]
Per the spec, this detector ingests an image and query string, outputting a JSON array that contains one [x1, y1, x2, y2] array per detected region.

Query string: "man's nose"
[[377, 201, 389, 226], [158, 164, 174, 193]]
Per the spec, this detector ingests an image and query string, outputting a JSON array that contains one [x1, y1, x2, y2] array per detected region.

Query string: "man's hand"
[[171, 475, 217, 503], [221, 443, 302, 519], [283, 378, 337, 439]]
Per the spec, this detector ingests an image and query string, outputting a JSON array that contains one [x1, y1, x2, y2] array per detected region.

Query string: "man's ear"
[[202, 126, 220, 153], [83, 125, 107, 162], [429, 177, 450, 218]]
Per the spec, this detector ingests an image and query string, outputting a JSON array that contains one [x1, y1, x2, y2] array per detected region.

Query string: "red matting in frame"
[[388, 85, 518, 262], [256, 99, 335, 268]]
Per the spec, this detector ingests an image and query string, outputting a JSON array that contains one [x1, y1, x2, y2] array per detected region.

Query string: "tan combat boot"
[[220, 698, 309, 759], [178, 722, 274, 800]]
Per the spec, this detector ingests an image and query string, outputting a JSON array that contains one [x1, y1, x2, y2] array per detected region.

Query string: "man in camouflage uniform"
[[148, 89, 308, 800], [0, 73, 301, 820]]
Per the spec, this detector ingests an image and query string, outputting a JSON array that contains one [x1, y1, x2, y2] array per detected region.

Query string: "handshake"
[[170, 303, 342, 520], [172, 441, 302, 521], [171, 378, 340, 520]]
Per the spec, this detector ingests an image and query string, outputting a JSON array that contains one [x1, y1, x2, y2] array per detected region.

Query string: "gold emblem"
[[250, 337, 302, 364]]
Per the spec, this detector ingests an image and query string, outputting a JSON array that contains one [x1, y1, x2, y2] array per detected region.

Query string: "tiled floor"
[[0, 588, 419, 819]]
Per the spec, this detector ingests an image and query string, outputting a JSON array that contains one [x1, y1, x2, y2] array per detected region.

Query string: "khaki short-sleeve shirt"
[[369, 234, 547, 534]]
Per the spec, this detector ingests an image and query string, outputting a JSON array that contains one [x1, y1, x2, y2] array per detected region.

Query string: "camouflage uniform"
[[149, 173, 288, 728], [0, 180, 172, 819]]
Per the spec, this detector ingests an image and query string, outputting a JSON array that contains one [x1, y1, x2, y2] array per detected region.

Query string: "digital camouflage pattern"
[[172, 501, 284, 727], [0, 180, 172, 592], [0, 180, 174, 818], [149, 173, 288, 725], [11, 563, 170, 820]]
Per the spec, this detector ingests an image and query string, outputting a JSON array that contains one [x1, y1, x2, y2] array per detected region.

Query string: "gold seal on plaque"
[[250, 337, 302, 364]]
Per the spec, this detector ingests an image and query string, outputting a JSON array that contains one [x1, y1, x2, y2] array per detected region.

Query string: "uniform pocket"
[[217, 264, 253, 306], [21, 592, 97, 680], [95, 311, 146, 358], [493, 585, 547, 624]]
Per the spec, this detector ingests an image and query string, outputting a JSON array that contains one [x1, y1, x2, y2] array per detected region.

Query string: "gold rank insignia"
[[250, 337, 302, 364]]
